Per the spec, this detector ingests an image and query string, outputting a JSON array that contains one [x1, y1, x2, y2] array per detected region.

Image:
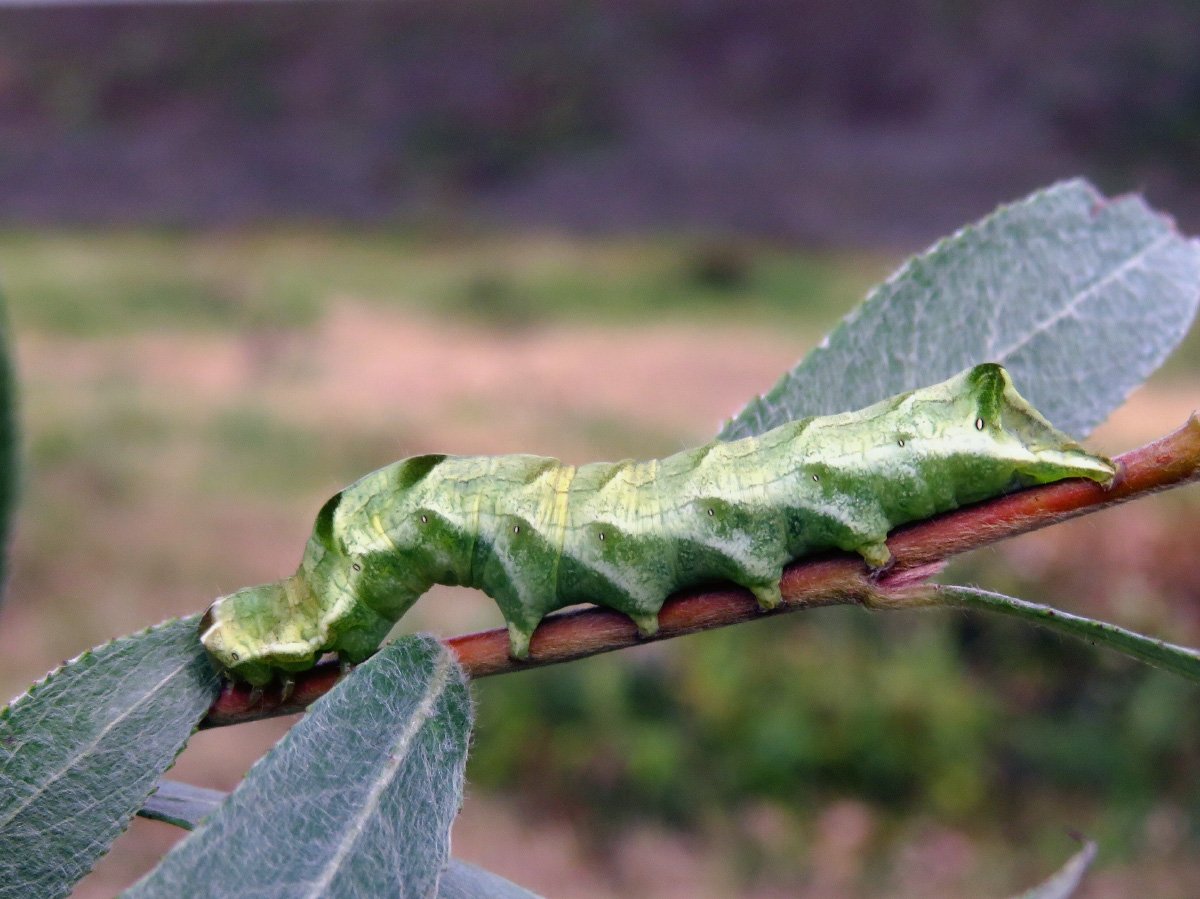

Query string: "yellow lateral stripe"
[[551, 465, 576, 542], [464, 461, 490, 588], [371, 513, 397, 550], [550, 464, 576, 594]]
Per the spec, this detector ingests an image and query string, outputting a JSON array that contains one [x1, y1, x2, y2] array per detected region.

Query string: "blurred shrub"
[[684, 242, 753, 292], [470, 601, 1200, 855], [470, 610, 993, 831]]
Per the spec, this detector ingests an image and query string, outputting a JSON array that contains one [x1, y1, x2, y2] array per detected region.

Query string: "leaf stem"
[[926, 586, 1200, 681], [202, 414, 1200, 728]]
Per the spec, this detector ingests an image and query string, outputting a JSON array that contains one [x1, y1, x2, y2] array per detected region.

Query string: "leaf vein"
[[989, 230, 1173, 361], [0, 659, 192, 832], [301, 649, 455, 898]]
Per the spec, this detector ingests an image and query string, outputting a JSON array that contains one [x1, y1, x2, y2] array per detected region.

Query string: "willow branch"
[[202, 414, 1200, 728]]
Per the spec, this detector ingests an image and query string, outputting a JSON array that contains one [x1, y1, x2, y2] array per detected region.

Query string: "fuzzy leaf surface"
[[126, 635, 472, 899], [138, 782, 539, 897], [0, 616, 219, 899], [721, 179, 1200, 440]]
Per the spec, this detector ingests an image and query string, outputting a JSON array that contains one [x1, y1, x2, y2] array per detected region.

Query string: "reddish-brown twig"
[[202, 414, 1200, 729]]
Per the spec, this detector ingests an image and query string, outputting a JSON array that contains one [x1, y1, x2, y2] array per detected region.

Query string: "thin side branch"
[[202, 414, 1200, 728]]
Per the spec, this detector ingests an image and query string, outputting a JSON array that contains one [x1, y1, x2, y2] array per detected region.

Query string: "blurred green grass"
[[6, 228, 1192, 373], [0, 229, 886, 335]]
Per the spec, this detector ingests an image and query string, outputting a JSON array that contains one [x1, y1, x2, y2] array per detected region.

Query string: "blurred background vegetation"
[[0, 2, 1198, 897]]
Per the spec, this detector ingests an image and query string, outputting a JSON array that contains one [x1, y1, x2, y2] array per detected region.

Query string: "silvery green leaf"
[[126, 635, 472, 899], [437, 860, 542, 899], [0, 616, 219, 899], [1014, 838, 1097, 899], [138, 779, 226, 831], [136, 785, 538, 899], [722, 179, 1200, 440]]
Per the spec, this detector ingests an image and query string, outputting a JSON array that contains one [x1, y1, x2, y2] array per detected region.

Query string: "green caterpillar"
[[200, 364, 1115, 685]]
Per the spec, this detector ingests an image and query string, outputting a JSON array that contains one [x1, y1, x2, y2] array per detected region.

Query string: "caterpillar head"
[[199, 577, 316, 686], [199, 487, 409, 685], [965, 363, 1116, 486]]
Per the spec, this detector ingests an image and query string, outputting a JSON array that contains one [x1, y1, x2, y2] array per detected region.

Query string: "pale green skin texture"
[[201, 364, 1115, 684]]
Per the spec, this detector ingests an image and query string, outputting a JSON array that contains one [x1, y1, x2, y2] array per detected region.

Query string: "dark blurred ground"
[[3, 0, 1200, 244]]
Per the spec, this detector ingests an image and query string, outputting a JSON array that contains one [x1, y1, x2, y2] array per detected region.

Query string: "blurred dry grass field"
[[0, 231, 1196, 897]]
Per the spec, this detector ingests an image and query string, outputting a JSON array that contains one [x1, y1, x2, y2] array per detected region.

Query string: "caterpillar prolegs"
[[200, 364, 1115, 684]]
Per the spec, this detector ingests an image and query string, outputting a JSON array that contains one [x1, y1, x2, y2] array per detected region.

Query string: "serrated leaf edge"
[[0, 614, 214, 896], [0, 614, 202, 722]]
